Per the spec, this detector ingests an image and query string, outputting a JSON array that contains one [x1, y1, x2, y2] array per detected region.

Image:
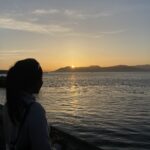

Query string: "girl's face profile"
[[33, 68, 43, 94], [36, 78, 43, 94]]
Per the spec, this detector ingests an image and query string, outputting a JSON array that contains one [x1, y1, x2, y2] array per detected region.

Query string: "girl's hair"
[[6, 58, 43, 124]]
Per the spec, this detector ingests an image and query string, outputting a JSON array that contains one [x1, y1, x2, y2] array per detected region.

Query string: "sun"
[[71, 65, 75, 69]]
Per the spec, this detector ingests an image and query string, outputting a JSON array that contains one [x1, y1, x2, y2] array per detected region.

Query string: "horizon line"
[[0, 64, 150, 72]]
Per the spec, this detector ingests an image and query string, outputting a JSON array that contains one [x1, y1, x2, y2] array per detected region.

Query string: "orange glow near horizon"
[[40, 55, 150, 72], [1, 56, 149, 72]]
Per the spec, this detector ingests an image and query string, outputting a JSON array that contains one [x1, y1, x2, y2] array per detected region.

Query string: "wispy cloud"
[[0, 50, 35, 53], [0, 17, 71, 34], [32, 8, 112, 19], [32, 9, 60, 15], [62, 32, 104, 39], [0, 16, 125, 39], [64, 9, 112, 19], [0, 50, 37, 56], [100, 29, 126, 35], [60, 29, 125, 39]]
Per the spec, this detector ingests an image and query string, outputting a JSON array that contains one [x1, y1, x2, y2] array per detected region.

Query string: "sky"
[[0, 0, 150, 71]]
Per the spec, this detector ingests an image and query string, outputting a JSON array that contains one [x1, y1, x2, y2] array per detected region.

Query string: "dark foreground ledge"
[[50, 125, 101, 150], [0, 105, 5, 150], [0, 104, 101, 150]]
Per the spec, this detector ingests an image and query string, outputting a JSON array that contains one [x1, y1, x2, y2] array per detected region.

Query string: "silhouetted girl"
[[3, 58, 51, 150]]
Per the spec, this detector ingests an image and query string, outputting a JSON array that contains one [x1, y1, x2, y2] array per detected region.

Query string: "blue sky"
[[0, 0, 150, 70]]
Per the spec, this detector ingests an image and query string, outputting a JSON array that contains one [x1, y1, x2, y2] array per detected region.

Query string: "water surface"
[[1, 72, 150, 150]]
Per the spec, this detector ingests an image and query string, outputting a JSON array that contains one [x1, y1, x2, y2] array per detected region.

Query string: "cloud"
[[0, 50, 40, 58], [0, 50, 36, 54], [32, 8, 112, 19], [62, 32, 104, 39], [0, 50, 34, 53], [0, 50, 30, 57], [64, 9, 112, 19], [63, 29, 126, 38], [0, 17, 71, 34], [100, 29, 126, 34], [33, 9, 60, 15], [0, 15, 125, 39]]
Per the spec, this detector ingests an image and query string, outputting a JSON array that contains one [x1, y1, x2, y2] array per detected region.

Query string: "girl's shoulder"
[[27, 102, 46, 119]]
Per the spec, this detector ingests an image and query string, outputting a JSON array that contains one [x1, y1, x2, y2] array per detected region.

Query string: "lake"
[[0, 72, 150, 150]]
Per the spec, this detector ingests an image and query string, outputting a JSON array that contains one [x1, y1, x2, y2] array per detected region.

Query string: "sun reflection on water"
[[69, 74, 79, 117]]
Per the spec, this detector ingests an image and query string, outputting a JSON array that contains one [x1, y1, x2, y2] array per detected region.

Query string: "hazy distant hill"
[[135, 65, 150, 70], [55, 65, 150, 72], [1, 65, 150, 73]]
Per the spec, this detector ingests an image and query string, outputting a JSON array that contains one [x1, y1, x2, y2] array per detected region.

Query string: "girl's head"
[[7, 58, 43, 94]]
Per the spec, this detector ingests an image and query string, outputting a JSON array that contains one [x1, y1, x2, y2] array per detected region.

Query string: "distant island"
[[0, 65, 150, 74], [54, 65, 150, 72]]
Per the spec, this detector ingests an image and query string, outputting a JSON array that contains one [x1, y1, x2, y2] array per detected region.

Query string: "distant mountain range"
[[55, 65, 150, 72], [1, 65, 150, 73]]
